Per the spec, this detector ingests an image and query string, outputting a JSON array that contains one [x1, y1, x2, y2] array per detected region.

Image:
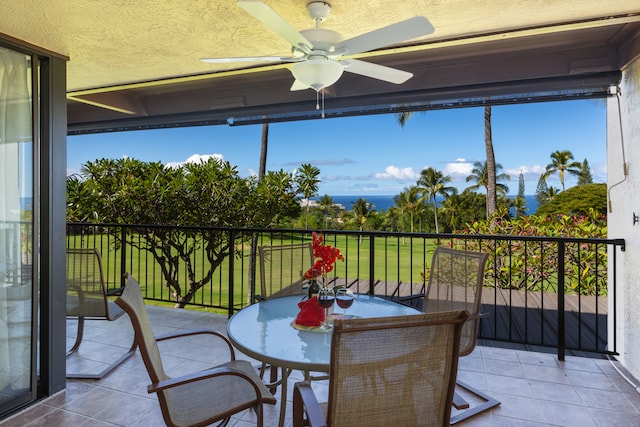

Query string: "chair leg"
[[269, 365, 279, 394], [450, 380, 500, 424], [213, 417, 231, 427], [66, 331, 137, 379], [453, 391, 470, 410], [66, 316, 85, 356], [258, 362, 280, 394]]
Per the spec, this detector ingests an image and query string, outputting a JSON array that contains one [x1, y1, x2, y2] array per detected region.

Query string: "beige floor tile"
[[4, 305, 639, 427]]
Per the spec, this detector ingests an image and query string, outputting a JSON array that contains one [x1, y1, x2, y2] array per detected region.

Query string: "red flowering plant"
[[303, 232, 344, 285]]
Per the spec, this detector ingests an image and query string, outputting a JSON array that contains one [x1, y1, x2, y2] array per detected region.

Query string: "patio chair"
[[65, 248, 136, 379], [257, 242, 314, 301], [115, 273, 276, 427], [292, 310, 469, 427], [257, 242, 314, 391], [424, 247, 500, 424]]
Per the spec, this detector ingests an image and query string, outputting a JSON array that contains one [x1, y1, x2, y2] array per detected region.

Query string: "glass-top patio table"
[[227, 294, 421, 426]]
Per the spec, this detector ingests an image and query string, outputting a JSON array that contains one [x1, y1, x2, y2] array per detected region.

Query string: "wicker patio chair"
[[293, 310, 469, 427], [115, 274, 276, 427], [257, 242, 314, 301], [65, 248, 136, 379], [257, 242, 314, 392], [424, 247, 500, 424]]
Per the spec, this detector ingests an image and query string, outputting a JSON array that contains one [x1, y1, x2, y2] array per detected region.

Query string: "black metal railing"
[[65, 223, 625, 359]]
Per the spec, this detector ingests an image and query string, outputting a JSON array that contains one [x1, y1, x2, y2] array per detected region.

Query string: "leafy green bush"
[[454, 208, 607, 295], [536, 183, 607, 216]]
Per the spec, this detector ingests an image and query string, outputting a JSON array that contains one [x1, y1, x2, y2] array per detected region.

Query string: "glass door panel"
[[0, 46, 34, 413]]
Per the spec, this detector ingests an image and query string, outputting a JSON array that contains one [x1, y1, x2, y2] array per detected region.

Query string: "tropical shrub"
[[453, 208, 607, 296]]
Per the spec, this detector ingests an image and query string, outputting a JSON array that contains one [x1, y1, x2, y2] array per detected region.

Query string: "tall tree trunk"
[[432, 198, 439, 234], [249, 122, 269, 303], [484, 105, 497, 219], [259, 123, 268, 179]]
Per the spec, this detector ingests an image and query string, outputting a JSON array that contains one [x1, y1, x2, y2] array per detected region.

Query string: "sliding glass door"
[[0, 45, 36, 414]]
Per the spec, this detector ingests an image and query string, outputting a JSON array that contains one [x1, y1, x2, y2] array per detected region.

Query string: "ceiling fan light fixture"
[[291, 58, 344, 91]]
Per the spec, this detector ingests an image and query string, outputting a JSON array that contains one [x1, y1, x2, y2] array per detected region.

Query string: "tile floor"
[[2, 305, 640, 426]]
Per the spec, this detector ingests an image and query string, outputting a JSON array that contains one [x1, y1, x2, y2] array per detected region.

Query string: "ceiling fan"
[[200, 0, 434, 93]]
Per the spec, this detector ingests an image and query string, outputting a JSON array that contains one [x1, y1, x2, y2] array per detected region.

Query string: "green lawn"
[[67, 232, 441, 311]]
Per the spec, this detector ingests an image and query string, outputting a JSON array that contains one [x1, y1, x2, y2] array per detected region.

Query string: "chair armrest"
[[467, 311, 489, 321], [67, 284, 85, 301], [155, 329, 236, 359], [392, 294, 424, 303], [148, 366, 268, 405], [383, 293, 425, 310], [293, 381, 327, 427], [106, 286, 125, 296]]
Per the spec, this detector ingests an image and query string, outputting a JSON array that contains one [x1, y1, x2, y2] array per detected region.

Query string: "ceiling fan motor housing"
[[307, 1, 332, 23], [299, 28, 342, 54]]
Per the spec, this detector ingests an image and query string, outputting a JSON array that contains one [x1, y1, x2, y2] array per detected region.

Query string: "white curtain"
[[0, 47, 33, 393]]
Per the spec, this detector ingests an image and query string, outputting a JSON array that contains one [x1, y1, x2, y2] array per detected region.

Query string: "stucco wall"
[[608, 55, 640, 381]]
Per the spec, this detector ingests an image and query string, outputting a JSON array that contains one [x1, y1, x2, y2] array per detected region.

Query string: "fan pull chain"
[[316, 91, 320, 111], [315, 90, 326, 118]]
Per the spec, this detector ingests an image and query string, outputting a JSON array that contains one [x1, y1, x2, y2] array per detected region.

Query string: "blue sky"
[[68, 99, 606, 196]]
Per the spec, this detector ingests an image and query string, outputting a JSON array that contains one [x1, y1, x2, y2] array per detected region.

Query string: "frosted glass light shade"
[[291, 59, 344, 91]]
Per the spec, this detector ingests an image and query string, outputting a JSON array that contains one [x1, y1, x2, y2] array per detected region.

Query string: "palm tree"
[[538, 186, 561, 204], [466, 160, 510, 218], [543, 150, 581, 191], [439, 192, 462, 231], [396, 111, 416, 127], [251, 122, 269, 302], [511, 196, 528, 219], [318, 194, 335, 229], [258, 123, 268, 179], [397, 106, 501, 221], [351, 198, 375, 242], [484, 106, 498, 219], [417, 167, 456, 234], [395, 186, 425, 233], [295, 163, 321, 229]]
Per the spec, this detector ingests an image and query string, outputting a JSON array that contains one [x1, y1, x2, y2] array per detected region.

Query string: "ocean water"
[[315, 194, 539, 215]]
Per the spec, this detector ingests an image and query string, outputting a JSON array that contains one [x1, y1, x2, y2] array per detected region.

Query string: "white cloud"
[[505, 165, 546, 176], [185, 153, 223, 164], [165, 153, 223, 168], [373, 165, 420, 180], [442, 159, 473, 178]]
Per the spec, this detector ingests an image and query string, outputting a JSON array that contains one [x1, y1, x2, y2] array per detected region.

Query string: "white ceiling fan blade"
[[341, 59, 413, 84], [200, 56, 301, 63], [237, 0, 312, 52], [290, 80, 310, 91], [335, 16, 434, 56]]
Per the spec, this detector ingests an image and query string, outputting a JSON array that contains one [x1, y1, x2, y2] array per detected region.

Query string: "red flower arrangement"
[[304, 231, 344, 281]]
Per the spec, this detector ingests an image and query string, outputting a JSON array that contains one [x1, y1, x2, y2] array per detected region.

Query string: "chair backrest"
[[115, 274, 169, 385], [66, 248, 113, 318], [425, 247, 489, 356], [258, 243, 313, 299], [327, 311, 469, 427]]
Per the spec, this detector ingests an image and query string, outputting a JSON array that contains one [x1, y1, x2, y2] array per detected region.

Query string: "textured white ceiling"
[[3, 0, 640, 91]]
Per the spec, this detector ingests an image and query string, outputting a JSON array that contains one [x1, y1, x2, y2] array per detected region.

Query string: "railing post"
[[120, 226, 127, 289], [557, 240, 565, 361], [369, 234, 375, 295], [228, 230, 235, 318]]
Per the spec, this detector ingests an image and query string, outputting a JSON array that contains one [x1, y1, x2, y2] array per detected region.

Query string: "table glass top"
[[227, 294, 420, 372]]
